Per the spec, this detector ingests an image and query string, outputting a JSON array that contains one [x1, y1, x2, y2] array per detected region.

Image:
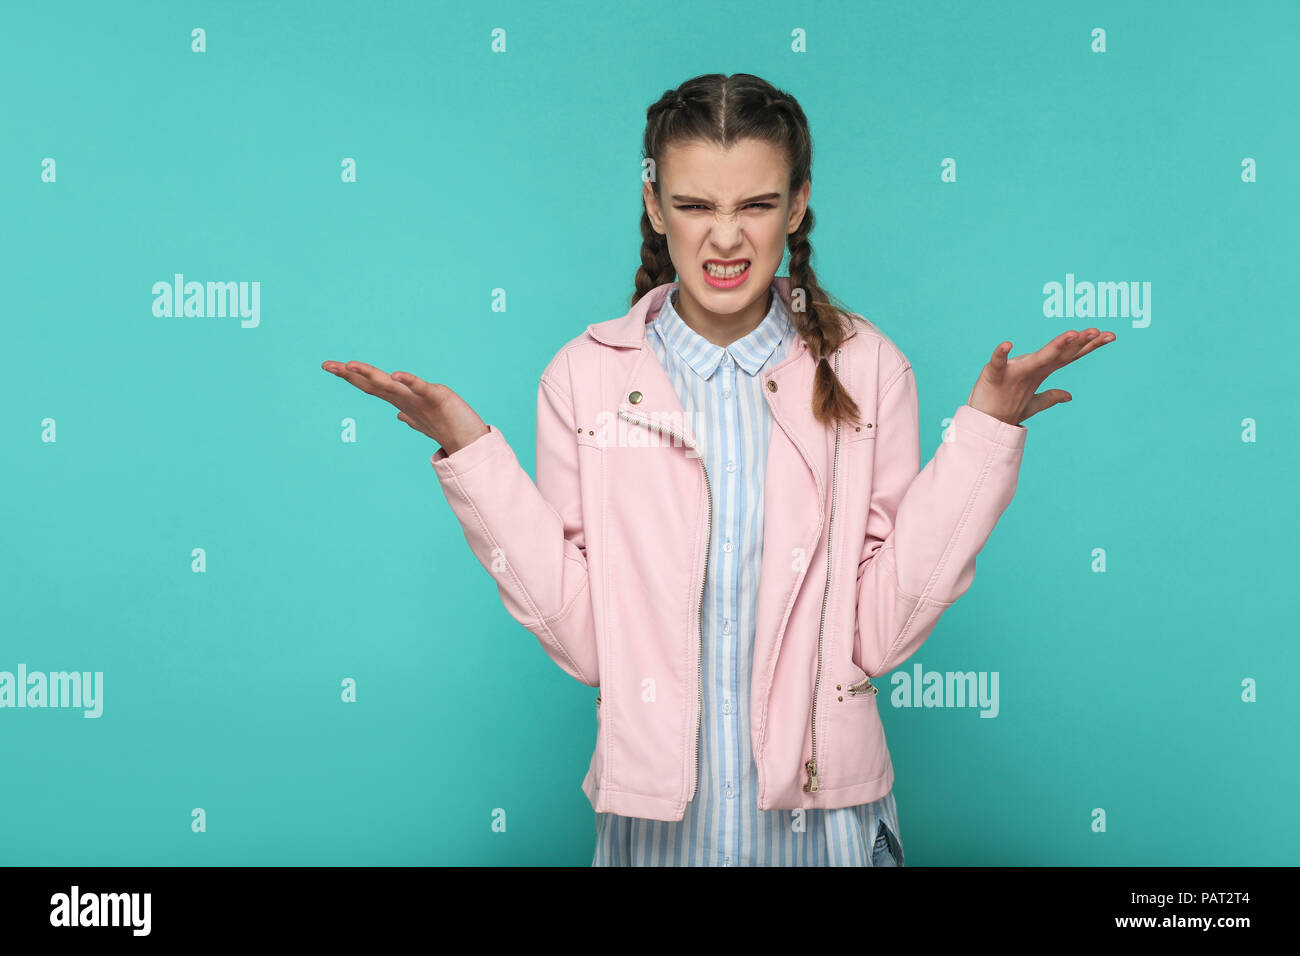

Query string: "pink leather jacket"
[[431, 276, 1026, 822]]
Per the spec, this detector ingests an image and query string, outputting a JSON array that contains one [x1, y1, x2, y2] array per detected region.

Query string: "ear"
[[643, 180, 666, 235], [787, 180, 810, 234]]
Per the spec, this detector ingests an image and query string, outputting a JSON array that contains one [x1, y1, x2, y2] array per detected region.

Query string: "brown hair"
[[632, 73, 862, 428]]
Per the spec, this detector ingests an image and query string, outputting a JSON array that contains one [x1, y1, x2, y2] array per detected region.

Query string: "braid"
[[631, 90, 688, 306], [633, 205, 676, 304], [787, 206, 862, 425]]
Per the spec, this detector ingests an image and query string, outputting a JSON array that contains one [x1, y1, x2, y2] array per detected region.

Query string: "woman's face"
[[643, 137, 809, 337]]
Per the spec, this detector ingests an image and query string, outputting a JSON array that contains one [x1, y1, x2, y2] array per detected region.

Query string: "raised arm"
[[854, 327, 1114, 675], [429, 364, 600, 686], [854, 362, 1026, 677], [321, 353, 599, 686]]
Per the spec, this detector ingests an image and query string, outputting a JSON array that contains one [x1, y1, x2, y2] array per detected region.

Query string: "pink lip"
[[702, 259, 751, 289]]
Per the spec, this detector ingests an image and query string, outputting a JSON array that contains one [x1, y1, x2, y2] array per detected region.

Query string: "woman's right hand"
[[321, 360, 490, 457]]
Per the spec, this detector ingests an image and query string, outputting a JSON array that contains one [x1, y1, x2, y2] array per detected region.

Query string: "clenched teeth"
[[704, 261, 749, 278]]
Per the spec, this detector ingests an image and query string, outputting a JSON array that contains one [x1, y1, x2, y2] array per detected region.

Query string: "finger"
[[396, 410, 436, 441], [1058, 329, 1116, 368], [392, 371, 442, 401], [345, 361, 385, 379], [345, 361, 409, 401], [1026, 330, 1099, 375], [1050, 330, 1087, 364], [323, 361, 377, 393], [1025, 388, 1072, 418], [390, 370, 422, 394], [982, 342, 1013, 383], [334, 363, 382, 396]]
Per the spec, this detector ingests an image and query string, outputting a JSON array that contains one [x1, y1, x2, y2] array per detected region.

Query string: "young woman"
[[322, 74, 1114, 867]]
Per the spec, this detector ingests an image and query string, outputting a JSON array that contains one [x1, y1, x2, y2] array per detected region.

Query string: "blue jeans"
[[871, 818, 904, 867]]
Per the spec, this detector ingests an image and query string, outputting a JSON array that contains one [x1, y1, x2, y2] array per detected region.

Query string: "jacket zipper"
[[804, 348, 842, 794], [616, 408, 709, 803], [846, 676, 878, 696]]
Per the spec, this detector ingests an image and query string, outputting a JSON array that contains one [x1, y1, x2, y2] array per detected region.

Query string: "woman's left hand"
[[966, 328, 1116, 426]]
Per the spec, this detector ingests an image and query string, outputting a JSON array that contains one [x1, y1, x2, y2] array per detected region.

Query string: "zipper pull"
[[803, 758, 819, 793]]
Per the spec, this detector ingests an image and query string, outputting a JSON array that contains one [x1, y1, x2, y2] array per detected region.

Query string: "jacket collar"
[[587, 274, 858, 354]]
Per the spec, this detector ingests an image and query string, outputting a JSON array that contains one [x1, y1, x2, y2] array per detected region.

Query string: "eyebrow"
[[669, 192, 782, 204]]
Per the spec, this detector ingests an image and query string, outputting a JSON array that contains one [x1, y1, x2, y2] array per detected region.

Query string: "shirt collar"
[[652, 284, 792, 380]]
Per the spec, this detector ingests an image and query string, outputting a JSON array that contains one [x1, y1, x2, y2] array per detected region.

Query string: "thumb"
[[1027, 388, 1072, 417]]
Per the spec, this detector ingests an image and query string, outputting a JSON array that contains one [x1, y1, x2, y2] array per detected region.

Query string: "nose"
[[709, 209, 745, 249]]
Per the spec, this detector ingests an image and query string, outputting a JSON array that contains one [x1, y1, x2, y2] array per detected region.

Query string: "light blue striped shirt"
[[592, 282, 904, 866]]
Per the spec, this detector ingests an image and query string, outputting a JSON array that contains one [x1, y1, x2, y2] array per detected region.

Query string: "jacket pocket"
[[846, 674, 879, 698], [825, 669, 889, 790]]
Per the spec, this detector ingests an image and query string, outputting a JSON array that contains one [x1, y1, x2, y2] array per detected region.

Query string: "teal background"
[[2, 0, 1296, 866]]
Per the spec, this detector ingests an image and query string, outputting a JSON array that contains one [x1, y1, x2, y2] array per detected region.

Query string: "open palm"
[[967, 328, 1116, 426], [321, 360, 489, 456]]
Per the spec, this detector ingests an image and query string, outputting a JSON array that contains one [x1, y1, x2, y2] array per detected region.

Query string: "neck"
[[671, 285, 774, 348]]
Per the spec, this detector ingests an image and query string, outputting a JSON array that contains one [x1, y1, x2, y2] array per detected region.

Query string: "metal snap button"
[[629, 390, 643, 404], [766, 381, 777, 392]]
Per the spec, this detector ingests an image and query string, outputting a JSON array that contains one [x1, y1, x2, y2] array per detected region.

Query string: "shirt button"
[[723, 619, 731, 633], [724, 858, 733, 866], [726, 460, 736, 472], [723, 540, 733, 553], [722, 699, 731, 714], [726, 785, 734, 799]]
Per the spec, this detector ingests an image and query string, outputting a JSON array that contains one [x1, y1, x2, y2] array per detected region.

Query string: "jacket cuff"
[[430, 425, 506, 477], [952, 403, 1026, 451]]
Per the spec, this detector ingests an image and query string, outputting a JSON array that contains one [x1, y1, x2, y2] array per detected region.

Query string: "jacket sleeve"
[[855, 360, 1026, 677], [429, 361, 599, 686]]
